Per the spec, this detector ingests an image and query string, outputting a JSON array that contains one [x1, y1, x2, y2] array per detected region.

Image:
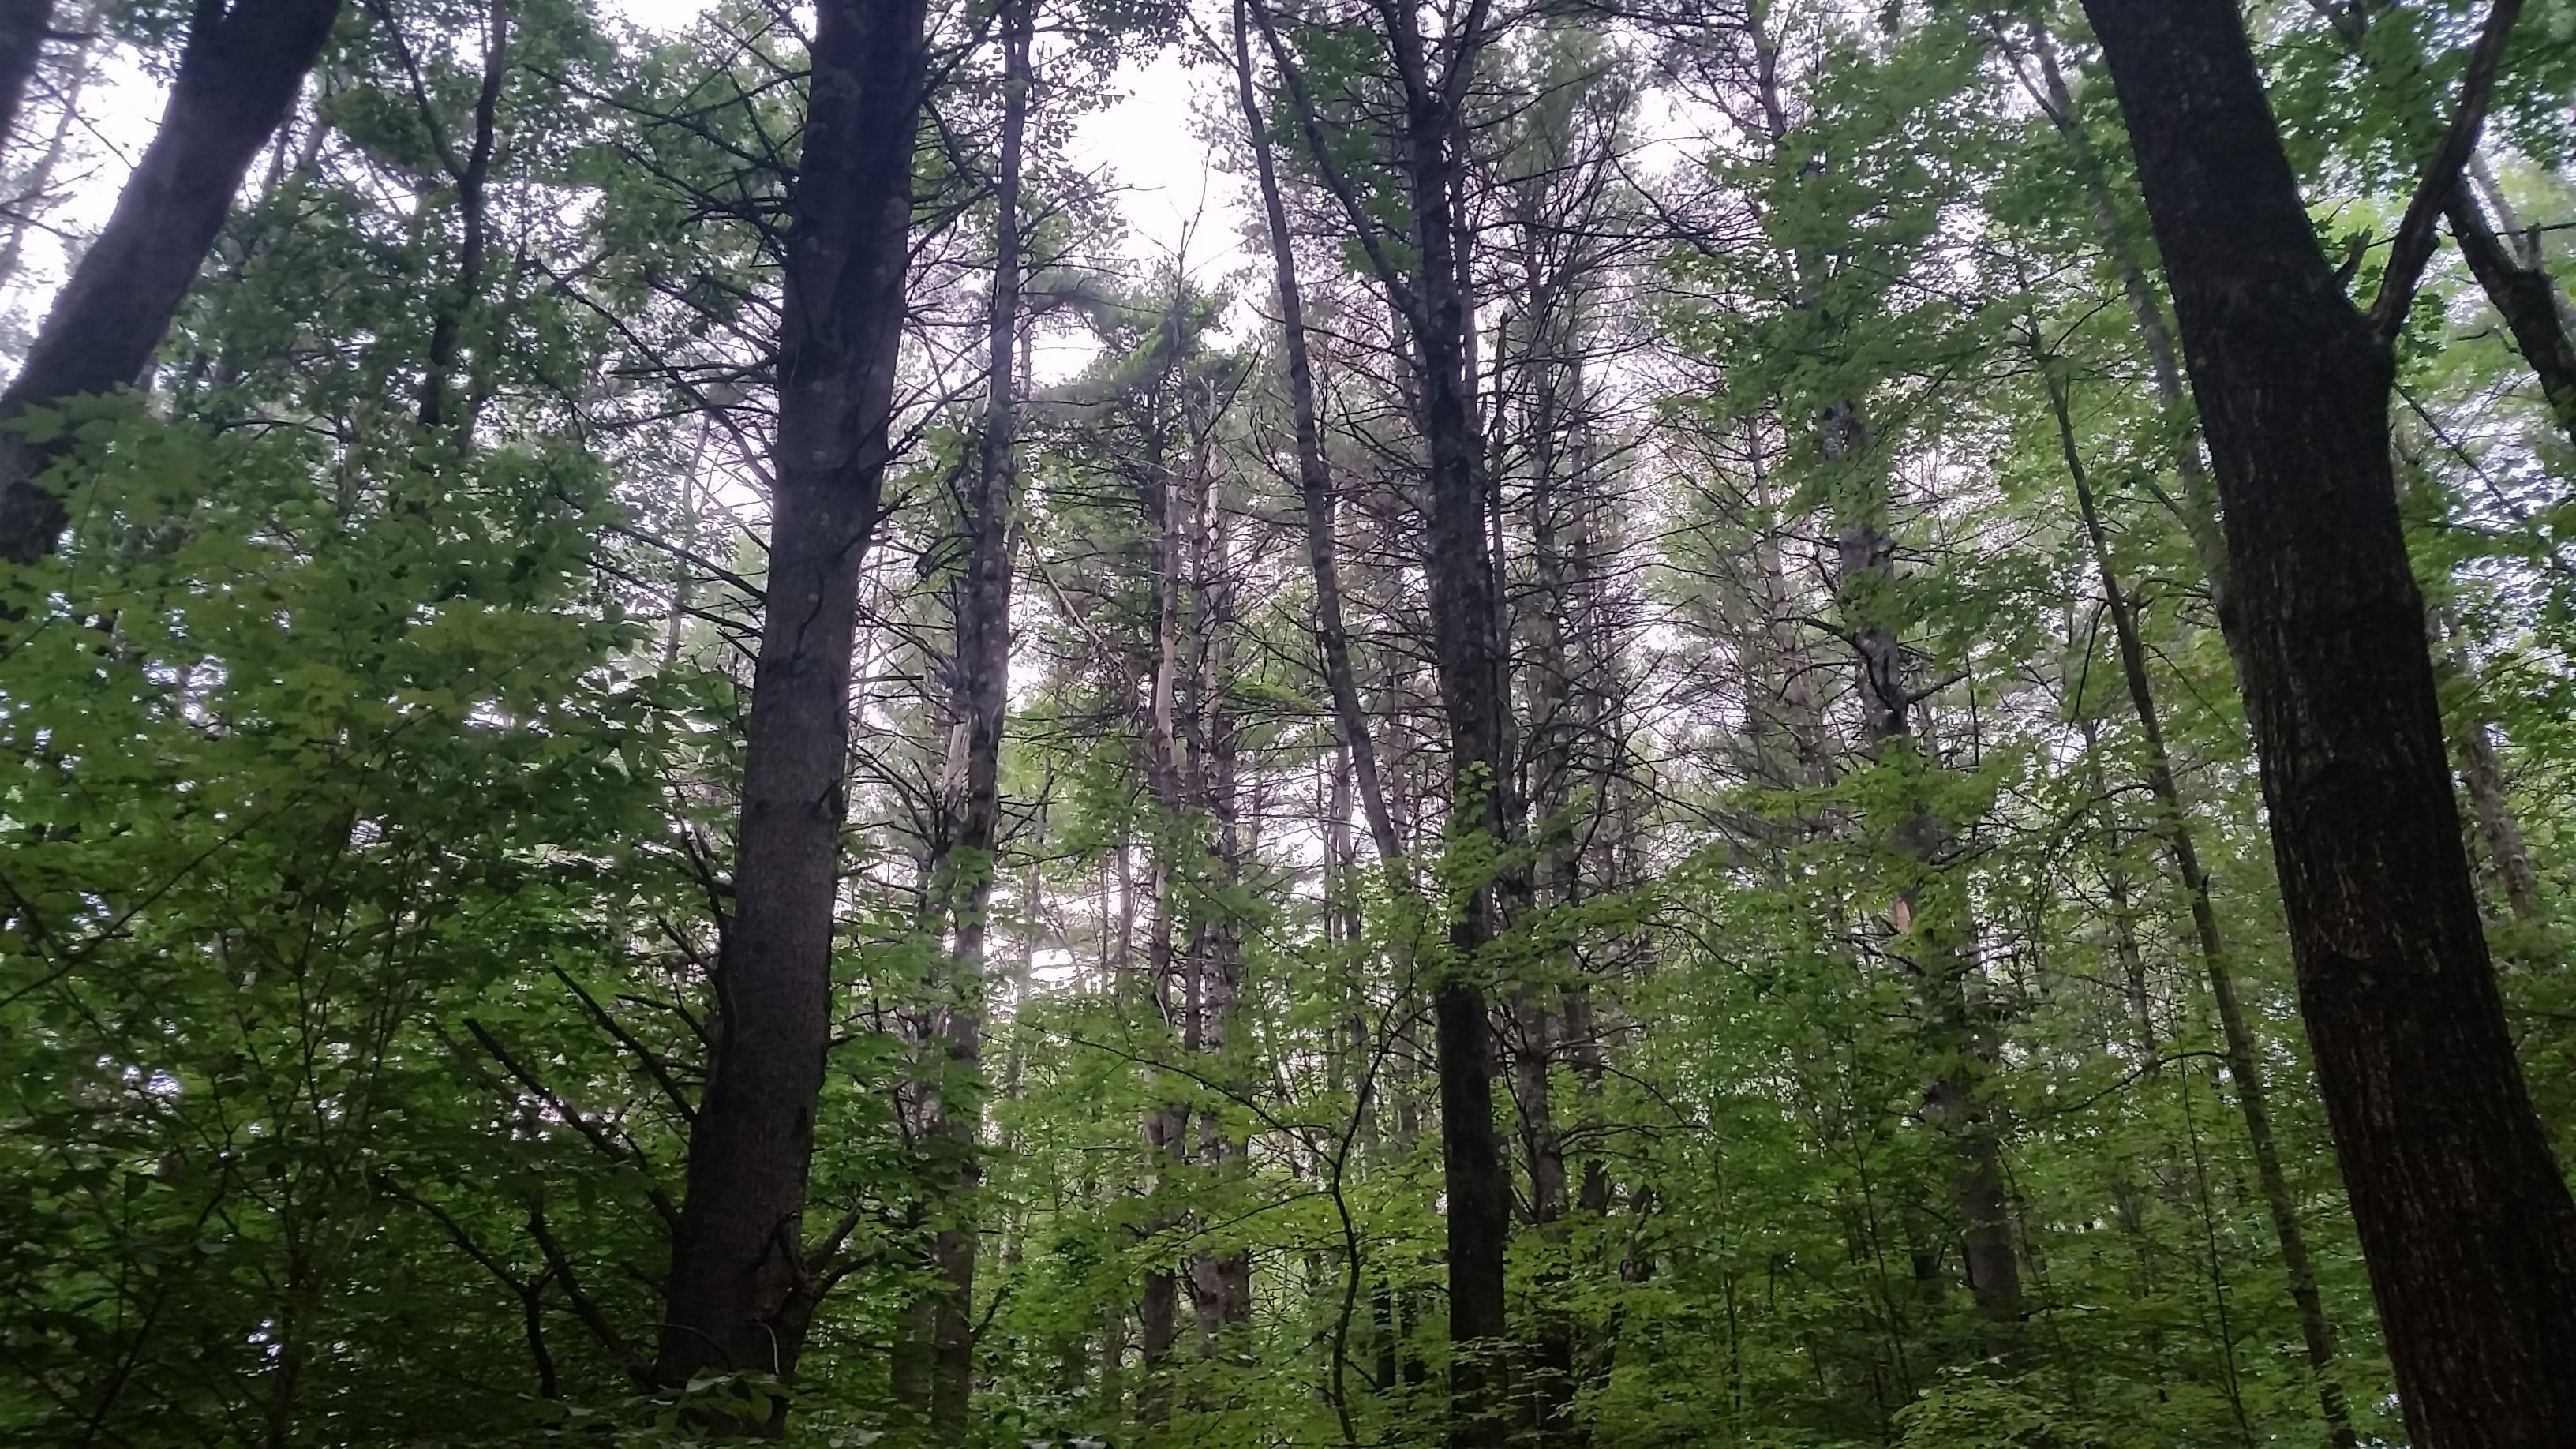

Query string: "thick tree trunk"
[[654, 0, 931, 1405], [2081, 2, 2576, 1441], [0, 0, 342, 564], [1395, 21, 1520, 1440], [2050, 366, 2358, 1449]]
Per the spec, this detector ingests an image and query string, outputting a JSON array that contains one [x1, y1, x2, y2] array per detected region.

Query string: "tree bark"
[[2081, 2, 2576, 1441], [0, 0, 343, 564], [2297, 0, 2576, 452], [1248, 2, 1518, 1438], [653, 0, 932, 1407], [0, 21, 92, 298], [2447, 187, 2576, 451], [1387, 9, 1520, 1440]]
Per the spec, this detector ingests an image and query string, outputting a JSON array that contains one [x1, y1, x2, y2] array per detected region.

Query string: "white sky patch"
[[1065, 43, 1249, 281]]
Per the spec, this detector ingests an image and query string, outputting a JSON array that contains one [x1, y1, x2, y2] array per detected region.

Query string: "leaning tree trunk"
[[1229, 0, 1402, 870], [653, 0, 933, 1409], [2298, 0, 2576, 452], [0, 0, 343, 564], [2082, 1, 2576, 1441]]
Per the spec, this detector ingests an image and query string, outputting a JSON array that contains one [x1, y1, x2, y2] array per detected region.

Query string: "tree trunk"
[[915, 0, 1031, 1430], [1230, 0, 1402, 870], [2454, 716, 2542, 924], [2293, 1, 2576, 452], [2081, 2, 2576, 1440], [0, 20, 92, 298], [2024, 32, 2229, 598], [1370, 11, 1521, 1443], [654, 0, 932, 1408], [417, 0, 509, 432], [0, 0, 343, 564], [2049, 362, 2358, 1449], [0, 0, 51, 156], [1251, 0, 1517, 1435]]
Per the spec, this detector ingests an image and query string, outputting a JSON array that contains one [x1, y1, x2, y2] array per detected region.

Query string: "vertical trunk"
[[1746, 2, 2024, 1345], [1134, 286, 1193, 1426], [1246, 1, 1512, 1436], [1385, 13, 1518, 1443], [1513, 328, 1589, 1447], [2050, 365, 2358, 1449], [918, 2, 1031, 1430], [0, 0, 51, 156], [2081, 3, 2576, 1441], [1828, 398, 2024, 1350], [2454, 716, 2542, 923], [0, 0, 344, 563], [417, 0, 510, 432], [655, 0, 932, 1403], [1189, 478, 1253, 1342]]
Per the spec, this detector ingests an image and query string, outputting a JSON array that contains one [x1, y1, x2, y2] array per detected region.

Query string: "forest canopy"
[[3, 0, 2575, 1444]]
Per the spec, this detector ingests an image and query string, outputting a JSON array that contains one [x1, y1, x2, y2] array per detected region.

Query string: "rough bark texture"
[[653, 0, 931, 1402], [2082, 2, 2576, 1442], [0, 0, 343, 564]]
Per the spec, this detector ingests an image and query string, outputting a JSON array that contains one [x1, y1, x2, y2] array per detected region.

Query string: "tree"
[[0, 0, 343, 563], [653, 0, 936, 1404], [2079, 0, 2576, 1440]]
